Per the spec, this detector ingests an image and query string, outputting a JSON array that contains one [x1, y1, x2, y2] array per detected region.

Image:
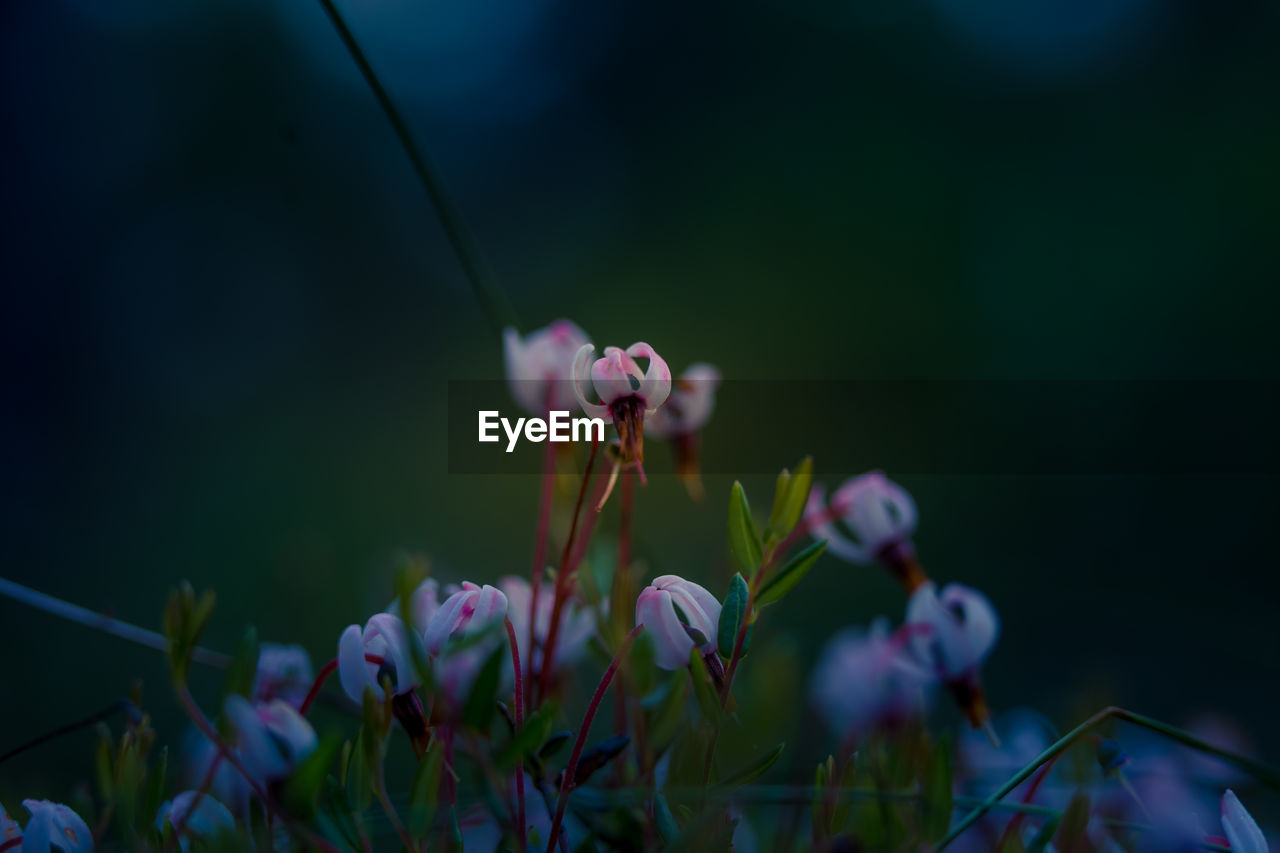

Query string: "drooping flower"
[[386, 577, 441, 634], [252, 643, 313, 707], [1, 804, 21, 850], [634, 575, 721, 670], [337, 613, 420, 703], [1222, 790, 1268, 853], [572, 342, 672, 500], [807, 472, 923, 589], [182, 733, 251, 816], [155, 792, 236, 852], [905, 582, 999, 729], [809, 619, 933, 740], [223, 696, 318, 783], [644, 363, 720, 499], [499, 576, 594, 675], [504, 320, 590, 415], [424, 582, 510, 712], [20, 800, 92, 853]]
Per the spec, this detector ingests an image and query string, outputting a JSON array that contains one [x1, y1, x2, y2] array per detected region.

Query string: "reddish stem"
[[504, 618, 528, 851], [299, 653, 386, 716], [526, 433, 558, 710], [170, 751, 223, 847], [995, 755, 1059, 850], [539, 439, 600, 701], [546, 624, 644, 851]]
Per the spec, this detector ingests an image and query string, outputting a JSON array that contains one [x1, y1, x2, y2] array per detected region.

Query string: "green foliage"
[[920, 734, 954, 842], [766, 456, 813, 543], [716, 572, 749, 659], [163, 582, 216, 685], [716, 743, 784, 790], [1054, 792, 1092, 853], [461, 645, 506, 732], [727, 481, 763, 575], [687, 648, 723, 726], [407, 742, 446, 838], [755, 539, 827, 607], [495, 706, 556, 769], [281, 733, 342, 818]]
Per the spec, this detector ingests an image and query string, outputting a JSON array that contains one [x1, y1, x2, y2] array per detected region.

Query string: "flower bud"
[[156, 792, 236, 852], [809, 619, 933, 740], [645, 364, 720, 499], [338, 613, 419, 703], [499, 575, 594, 675], [807, 473, 919, 584], [572, 342, 672, 492], [424, 582, 510, 713], [252, 643, 313, 707], [905, 582, 999, 729], [634, 575, 721, 670]]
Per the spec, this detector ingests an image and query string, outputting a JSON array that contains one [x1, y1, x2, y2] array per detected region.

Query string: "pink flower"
[[223, 696, 317, 783], [807, 472, 917, 567], [904, 582, 999, 682], [503, 320, 590, 415], [499, 576, 595, 675], [634, 575, 721, 670], [19, 801, 91, 853], [1222, 790, 1268, 853], [337, 613, 420, 703], [424, 582, 510, 712], [572, 342, 671, 481], [252, 643, 313, 707], [424, 582, 509, 656], [809, 619, 933, 740]]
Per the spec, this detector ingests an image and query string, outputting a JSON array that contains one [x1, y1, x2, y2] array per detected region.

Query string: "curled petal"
[[1222, 790, 1268, 853], [906, 582, 999, 680], [571, 344, 609, 420], [653, 574, 720, 650], [628, 342, 672, 413], [807, 484, 872, 563], [592, 347, 643, 406], [21, 800, 92, 853], [337, 624, 369, 703], [224, 695, 288, 781], [364, 613, 416, 692], [158, 791, 235, 851], [635, 587, 695, 670]]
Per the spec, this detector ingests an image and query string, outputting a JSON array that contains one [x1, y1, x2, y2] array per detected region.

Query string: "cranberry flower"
[[572, 342, 671, 490], [337, 613, 419, 703], [386, 577, 441, 634], [634, 575, 721, 670], [504, 319, 590, 415], [425, 582, 510, 712], [19, 801, 92, 853], [905, 581, 999, 728], [809, 619, 933, 741], [252, 643, 313, 707], [223, 696, 318, 783], [644, 363, 720, 499], [499, 575, 594, 675], [807, 472, 920, 582], [156, 792, 236, 852], [1222, 790, 1268, 853]]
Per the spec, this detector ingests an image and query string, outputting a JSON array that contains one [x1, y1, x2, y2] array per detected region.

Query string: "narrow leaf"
[[407, 742, 445, 838], [461, 645, 505, 732], [756, 539, 827, 607], [281, 733, 341, 817], [716, 743, 784, 790], [654, 792, 681, 844], [920, 734, 953, 842], [716, 573, 749, 658], [495, 706, 555, 769], [727, 481, 762, 574], [687, 649, 722, 726], [769, 456, 813, 540], [1053, 792, 1092, 853]]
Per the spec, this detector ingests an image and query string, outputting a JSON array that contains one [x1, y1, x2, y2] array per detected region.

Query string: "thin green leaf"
[[495, 706, 555, 769], [727, 481, 762, 575], [687, 649, 722, 726], [716, 573, 749, 658], [407, 743, 445, 838], [461, 645, 506, 732], [654, 792, 681, 844], [716, 743, 784, 790], [768, 457, 813, 540], [756, 539, 827, 607], [281, 733, 341, 817], [921, 734, 953, 842], [1025, 814, 1060, 853], [1053, 792, 1092, 853]]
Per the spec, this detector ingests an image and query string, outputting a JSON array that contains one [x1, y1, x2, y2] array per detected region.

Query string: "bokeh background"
[[2, 0, 1277, 826]]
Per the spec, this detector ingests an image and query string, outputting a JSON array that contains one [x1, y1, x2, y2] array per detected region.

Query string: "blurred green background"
[[2, 0, 1277, 813]]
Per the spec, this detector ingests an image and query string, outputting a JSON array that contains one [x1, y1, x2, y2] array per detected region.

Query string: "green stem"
[[314, 0, 517, 341], [935, 705, 1280, 850]]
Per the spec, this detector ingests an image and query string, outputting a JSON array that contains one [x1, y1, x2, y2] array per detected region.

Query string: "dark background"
[[2, 0, 1277, 823]]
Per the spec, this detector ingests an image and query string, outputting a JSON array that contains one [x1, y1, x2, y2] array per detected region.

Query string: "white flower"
[[807, 472, 917, 565], [1222, 790, 1268, 853], [504, 320, 590, 415], [644, 364, 720, 439], [223, 696, 317, 783], [809, 620, 933, 739], [634, 575, 721, 670], [499, 576, 594, 675], [904, 582, 999, 682], [337, 613, 419, 703], [156, 792, 236, 852], [252, 643, 313, 707], [20, 800, 92, 853], [424, 582, 510, 710]]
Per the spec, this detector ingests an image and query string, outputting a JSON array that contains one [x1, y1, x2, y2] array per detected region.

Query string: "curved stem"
[[299, 652, 386, 716], [168, 752, 223, 850], [935, 706, 1280, 850], [313, 0, 515, 340], [546, 625, 644, 851], [0, 698, 136, 766], [504, 618, 528, 851]]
